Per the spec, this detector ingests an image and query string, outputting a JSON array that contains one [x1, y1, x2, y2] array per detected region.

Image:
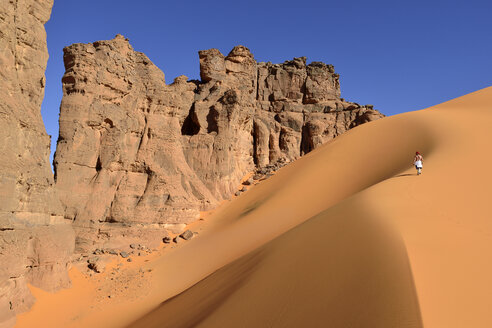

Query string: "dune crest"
[[122, 86, 492, 328]]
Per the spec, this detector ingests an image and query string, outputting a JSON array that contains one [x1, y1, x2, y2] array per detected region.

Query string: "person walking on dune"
[[414, 151, 423, 175]]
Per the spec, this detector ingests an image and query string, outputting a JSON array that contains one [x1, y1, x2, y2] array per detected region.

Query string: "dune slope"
[[17, 86, 492, 327], [129, 200, 423, 328]]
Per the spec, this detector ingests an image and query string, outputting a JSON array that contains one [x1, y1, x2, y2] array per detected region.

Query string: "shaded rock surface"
[[0, 0, 74, 326], [54, 36, 384, 254]]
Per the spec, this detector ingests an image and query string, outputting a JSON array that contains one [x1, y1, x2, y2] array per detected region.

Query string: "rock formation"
[[54, 35, 216, 253], [54, 35, 384, 254], [0, 0, 74, 326], [255, 57, 378, 165]]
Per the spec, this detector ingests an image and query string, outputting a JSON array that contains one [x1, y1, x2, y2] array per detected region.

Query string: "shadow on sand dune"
[[128, 202, 423, 328], [394, 173, 418, 178]]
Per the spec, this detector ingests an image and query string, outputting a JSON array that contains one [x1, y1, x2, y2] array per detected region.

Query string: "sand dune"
[[17, 86, 492, 327], [128, 201, 422, 328]]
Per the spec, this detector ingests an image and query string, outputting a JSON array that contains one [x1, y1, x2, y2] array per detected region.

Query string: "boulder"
[[243, 178, 254, 185], [180, 230, 194, 241], [87, 257, 112, 273]]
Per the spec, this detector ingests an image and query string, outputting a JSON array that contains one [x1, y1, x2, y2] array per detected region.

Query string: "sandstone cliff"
[[0, 0, 74, 326], [54, 35, 216, 253], [54, 36, 384, 254]]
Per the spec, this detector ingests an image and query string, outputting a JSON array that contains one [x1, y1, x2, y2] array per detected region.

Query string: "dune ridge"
[[17, 86, 492, 327]]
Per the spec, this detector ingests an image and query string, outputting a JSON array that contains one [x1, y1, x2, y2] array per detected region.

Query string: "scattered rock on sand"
[[243, 178, 253, 185], [163, 237, 171, 244], [235, 191, 241, 197], [87, 257, 112, 273], [87, 258, 103, 273], [173, 236, 180, 244], [180, 230, 194, 241], [129, 244, 137, 249], [120, 252, 129, 258]]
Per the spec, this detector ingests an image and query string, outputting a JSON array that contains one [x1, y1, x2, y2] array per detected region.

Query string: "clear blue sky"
[[42, 0, 492, 163]]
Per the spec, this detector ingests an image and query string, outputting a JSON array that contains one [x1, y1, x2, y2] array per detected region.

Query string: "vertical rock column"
[[181, 46, 257, 200], [0, 0, 74, 326]]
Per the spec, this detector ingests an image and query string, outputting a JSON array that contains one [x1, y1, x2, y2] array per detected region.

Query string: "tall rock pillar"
[[0, 1, 74, 326]]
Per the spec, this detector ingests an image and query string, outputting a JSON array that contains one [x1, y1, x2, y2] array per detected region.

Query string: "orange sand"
[[16, 86, 492, 327]]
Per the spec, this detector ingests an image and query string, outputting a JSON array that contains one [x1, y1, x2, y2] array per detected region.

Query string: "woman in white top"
[[414, 151, 423, 175]]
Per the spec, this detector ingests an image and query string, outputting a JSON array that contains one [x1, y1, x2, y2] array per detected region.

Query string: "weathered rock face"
[[54, 36, 384, 254], [254, 57, 381, 165], [54, 35, 218, 253], [181, 46, 257, 200], [0, 0, 74, 326]]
